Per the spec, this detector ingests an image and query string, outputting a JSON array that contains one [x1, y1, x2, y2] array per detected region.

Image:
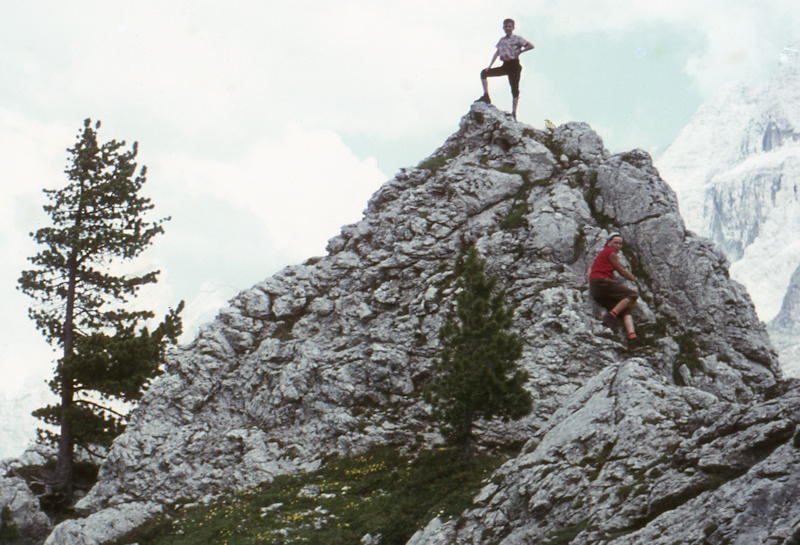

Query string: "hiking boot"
[[477, 94, 491, 104], [627, 336, 644, 350], [602, 312, 617, 328]]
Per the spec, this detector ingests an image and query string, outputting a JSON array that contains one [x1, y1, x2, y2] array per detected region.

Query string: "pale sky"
[[2, 0, 800, 456]]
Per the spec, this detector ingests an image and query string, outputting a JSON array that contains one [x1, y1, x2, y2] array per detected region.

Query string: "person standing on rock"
[[476, 18, 534, 120], [588, 232, 642, 348]]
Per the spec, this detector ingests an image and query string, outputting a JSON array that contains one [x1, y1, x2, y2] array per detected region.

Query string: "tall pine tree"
[[18, 119, 183, 506], [425, 245, 532, 461]]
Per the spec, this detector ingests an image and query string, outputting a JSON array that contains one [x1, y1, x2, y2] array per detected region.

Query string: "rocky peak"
[[656, 45, 800, 380], [34, 103, 799, 544]]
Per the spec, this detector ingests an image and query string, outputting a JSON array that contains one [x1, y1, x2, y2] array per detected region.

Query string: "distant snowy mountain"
[[657, 42, 800, 376], [0, 382, 49, 460]]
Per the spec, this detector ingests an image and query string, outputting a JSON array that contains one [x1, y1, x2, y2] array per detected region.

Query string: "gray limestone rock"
[[0, 475, 52, 544], [40, 103, 796, 544]]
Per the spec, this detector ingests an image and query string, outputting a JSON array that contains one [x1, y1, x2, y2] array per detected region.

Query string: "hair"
[[503, 18, 515, 26]]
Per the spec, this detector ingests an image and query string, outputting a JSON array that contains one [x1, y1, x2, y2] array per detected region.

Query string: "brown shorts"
[[589, 278, 638, 315]]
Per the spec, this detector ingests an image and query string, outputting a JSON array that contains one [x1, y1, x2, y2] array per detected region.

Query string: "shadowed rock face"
[[0, 473, 52, 544], [40, 103, 799, 545], [770, 263, 800, 377]]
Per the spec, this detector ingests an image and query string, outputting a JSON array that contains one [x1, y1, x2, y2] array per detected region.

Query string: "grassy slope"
[[110, 446, 508, 545]]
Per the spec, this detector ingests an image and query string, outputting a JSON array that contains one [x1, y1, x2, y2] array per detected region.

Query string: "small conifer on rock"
[[0, 505, 21, 544], [425, 245, 532, 461]]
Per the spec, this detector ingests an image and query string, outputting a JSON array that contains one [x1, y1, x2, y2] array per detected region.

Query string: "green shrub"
[[500, 203, 528, 230], [673, 332, 703, 386], [0, 506, 21, 544]]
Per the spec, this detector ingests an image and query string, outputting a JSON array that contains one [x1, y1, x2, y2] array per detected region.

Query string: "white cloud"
[[157, 126, 386, 259], [683, 3, 800, 96], [0, 111, 73, 394], [534, 0, 800, 99]]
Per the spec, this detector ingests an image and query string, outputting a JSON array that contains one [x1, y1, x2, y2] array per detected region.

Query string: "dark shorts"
[[481, 59, 522, 98], [589, 278, 638, 315]]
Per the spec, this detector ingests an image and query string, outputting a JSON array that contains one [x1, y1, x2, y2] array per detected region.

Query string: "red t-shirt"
[[589, 245, 617, 280]]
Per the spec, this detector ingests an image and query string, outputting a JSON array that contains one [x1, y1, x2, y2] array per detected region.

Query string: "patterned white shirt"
[[496, 35, 531, 61]]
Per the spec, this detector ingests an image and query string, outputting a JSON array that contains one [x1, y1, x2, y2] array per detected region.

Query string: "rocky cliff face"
[[656, 43, 800, 377], [37, 104, 800, 544], [771, 263, 800, 378]]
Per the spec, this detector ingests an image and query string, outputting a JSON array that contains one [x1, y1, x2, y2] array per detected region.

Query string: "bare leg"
[[512, 96, 519, 118], [610, 298, 631, 317], [482, 78, 489, 95], [622, 314, 635, 337]]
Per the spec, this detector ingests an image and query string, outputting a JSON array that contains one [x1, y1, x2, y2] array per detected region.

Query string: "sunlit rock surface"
[[34, 103, 800, 545]]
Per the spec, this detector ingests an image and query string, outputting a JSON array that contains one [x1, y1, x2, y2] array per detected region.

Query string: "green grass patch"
[[110, 445, 507, 545], [545, 519, 592, 544], [417, 148, 459, 174], [500, 202, 528, 230], [495, 166, 549, 190], [495, 169, 550, 231]]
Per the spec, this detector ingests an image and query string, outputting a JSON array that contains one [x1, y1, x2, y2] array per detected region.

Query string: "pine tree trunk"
[[459, 412, 475, 464], [53, 246, 79, 505], [54, 381, 74, 504]]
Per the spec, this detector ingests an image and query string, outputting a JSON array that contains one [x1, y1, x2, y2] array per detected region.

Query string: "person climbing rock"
[[476, 18, 534, 120], [587, 232, 643, 348]]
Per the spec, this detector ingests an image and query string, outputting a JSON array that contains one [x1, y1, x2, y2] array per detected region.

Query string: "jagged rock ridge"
[[656, 42, 800, 377], [37, 104, 800, 545]]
